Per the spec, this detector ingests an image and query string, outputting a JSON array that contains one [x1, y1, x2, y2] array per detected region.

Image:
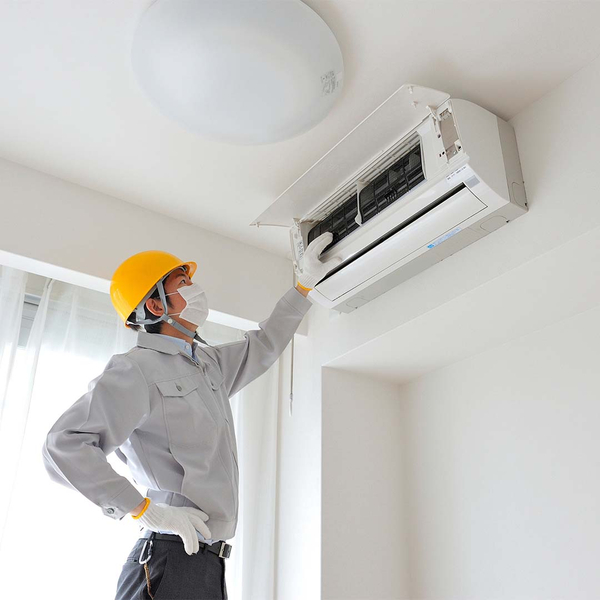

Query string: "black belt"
[[139, 530, 232, 562]]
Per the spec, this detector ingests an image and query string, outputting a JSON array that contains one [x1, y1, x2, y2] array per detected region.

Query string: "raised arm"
[[210, 287, 312, 398]]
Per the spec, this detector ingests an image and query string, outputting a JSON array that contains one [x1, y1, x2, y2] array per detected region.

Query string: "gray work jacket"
[[42, 286, 312, 541]]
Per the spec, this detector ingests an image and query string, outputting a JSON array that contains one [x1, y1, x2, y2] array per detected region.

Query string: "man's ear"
[[145, 297, 164, 317]]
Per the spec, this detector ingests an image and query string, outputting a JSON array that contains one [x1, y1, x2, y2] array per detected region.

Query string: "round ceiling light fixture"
[[131, 0, 344, 145]]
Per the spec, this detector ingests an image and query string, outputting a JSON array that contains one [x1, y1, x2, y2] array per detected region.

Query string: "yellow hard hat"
[[110, 250, 197, 327]]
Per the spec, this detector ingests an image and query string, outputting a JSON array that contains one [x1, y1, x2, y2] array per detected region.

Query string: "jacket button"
[[107, 508, 115, 514], [176, 384, 182, 391]]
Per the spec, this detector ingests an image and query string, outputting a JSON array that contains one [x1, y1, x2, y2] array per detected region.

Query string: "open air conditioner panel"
[[250, 84, 450, 228]]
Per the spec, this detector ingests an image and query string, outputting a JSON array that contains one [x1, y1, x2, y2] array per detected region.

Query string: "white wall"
[[322, 368, 409, 600], [272, 49, 600, 600], [401, 305, 600, 598], [274, 333, 323, 600], [0, 156, 295, 326]]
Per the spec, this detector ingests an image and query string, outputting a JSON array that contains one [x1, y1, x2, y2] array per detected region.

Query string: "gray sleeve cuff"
[[283, 286, 313, 317], [102, 484, 146, 521]]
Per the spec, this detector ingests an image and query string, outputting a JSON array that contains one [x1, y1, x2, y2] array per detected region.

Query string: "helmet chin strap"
[[131, 276, 212, 346], [138, 279, 210, 346], [155, 278, 198, 338]]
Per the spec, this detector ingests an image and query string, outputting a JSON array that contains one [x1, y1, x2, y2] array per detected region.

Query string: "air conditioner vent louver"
[[307, 143, 425, 253]]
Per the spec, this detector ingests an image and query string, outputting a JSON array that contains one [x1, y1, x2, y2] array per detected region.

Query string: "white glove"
[[295, 232, 343, 290], [137, 501, 212, 556]]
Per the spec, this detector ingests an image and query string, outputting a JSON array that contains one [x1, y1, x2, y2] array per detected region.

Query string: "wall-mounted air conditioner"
[[251, 84, 528, 312]]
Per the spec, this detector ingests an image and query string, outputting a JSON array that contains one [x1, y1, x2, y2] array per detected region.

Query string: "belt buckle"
[[218, 542, 230, 559]]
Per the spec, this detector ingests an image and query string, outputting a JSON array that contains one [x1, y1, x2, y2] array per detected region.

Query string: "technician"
[[42, 232, 338, 599]]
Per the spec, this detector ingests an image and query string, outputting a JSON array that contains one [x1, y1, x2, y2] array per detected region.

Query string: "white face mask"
[[166, 282, 209, 328]]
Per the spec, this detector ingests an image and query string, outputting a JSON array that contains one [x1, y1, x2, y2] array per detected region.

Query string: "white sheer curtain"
[[0, 266, 283, 600], [0, 266, 30, 546], [0, 267, 26, 423], [0, 274, 140, 599]]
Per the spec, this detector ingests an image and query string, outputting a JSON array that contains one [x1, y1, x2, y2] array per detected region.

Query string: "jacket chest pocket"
[[200, 363, 230, 425], [156, 378, 218, 448]]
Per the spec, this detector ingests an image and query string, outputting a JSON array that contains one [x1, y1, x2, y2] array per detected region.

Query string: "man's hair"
[[127, 284, 173, 334]]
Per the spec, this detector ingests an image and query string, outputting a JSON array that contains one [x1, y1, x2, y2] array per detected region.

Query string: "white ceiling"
[[1, 1, 600, 260]]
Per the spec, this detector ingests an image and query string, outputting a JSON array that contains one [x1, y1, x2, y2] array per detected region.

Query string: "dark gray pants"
[[115, 534, 228, 600]]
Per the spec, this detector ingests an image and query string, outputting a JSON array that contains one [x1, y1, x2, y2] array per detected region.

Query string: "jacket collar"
[[136, 331, 196, 357]]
